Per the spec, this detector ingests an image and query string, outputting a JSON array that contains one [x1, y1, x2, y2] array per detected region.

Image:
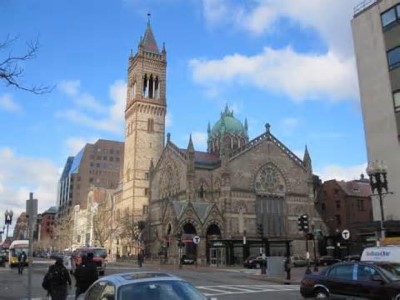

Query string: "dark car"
[[300, 261, 400, 299], [181, 255, 195, 265], [243, 255, 265, 269], [318, 255, 341, 266]]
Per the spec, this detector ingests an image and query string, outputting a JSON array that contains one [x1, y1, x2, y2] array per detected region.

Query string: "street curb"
[[248, 274, 301, 285]]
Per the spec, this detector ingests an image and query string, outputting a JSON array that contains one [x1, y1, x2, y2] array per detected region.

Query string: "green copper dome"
[[210, 106, 248, 138]]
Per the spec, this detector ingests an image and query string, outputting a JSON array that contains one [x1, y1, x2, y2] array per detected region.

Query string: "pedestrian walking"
[[17, 250, 27, 275], [43, 257, 72, 300], [74, 253, 98, 299], [284, 256, 292, 281], [138, 252, 144, 267]]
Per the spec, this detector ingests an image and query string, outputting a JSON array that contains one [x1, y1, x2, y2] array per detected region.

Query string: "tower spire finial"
[[147, 12, 151, 26]]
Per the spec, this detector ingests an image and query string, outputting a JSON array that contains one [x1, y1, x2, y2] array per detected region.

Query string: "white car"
[[78, 271, 216, 300]]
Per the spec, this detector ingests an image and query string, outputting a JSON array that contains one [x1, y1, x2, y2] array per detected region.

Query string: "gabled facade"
[[148, 108, 323, 265]]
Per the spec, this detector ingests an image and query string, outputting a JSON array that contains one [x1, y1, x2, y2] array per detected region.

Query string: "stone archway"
[[182, 223, 197, 258], [206, 223, 222, 264]]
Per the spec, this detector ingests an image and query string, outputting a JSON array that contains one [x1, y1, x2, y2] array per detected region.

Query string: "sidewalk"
[[110, 259, 320, 285]]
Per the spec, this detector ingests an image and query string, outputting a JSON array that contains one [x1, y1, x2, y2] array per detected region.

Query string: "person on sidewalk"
[[46, 257, 72, 300], [74, 253, 98, 299], [284, 256, 292, 281], [17, 250, 27, 275]]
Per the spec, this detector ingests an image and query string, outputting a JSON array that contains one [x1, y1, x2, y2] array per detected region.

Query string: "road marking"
[[196, 284, 300, 296]]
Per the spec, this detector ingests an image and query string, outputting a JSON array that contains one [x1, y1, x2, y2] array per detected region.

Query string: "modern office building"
[[57, 139, 124, 218], [352, 0, 400, 232]]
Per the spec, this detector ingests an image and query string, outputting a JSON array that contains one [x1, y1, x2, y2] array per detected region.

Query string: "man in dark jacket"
[[46, 257, 72, 300], [74, 253, 98, 299], [17, 251, 27, 274]]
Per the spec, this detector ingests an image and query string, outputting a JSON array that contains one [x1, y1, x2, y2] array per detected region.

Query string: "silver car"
[[79, 271, 215, 300]]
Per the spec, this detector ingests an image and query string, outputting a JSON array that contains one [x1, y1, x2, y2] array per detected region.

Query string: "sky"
[[0, 0, 368, 232]]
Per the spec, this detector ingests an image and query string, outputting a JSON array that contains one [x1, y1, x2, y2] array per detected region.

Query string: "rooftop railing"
[[354, 0, 378, 16]]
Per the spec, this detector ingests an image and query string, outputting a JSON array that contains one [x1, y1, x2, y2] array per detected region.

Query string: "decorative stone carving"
[[255, 164, 286, 195]]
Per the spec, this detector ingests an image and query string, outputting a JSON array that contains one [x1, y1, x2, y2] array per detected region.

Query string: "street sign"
[[342, 229, 350, 240], [193, 235, 201, 244]]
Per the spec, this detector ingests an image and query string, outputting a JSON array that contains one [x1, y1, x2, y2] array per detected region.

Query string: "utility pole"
[[26, 192, 38, 300]]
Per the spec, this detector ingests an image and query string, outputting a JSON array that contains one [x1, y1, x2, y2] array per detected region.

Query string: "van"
[[360, 245, 400, 263]]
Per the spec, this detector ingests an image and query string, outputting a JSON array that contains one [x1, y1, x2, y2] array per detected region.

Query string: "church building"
[[122, 19, 322, 265]]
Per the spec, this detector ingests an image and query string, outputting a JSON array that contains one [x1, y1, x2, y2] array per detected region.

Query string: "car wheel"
[[393, 294, 400, 300], [314, 288, 328, 299]]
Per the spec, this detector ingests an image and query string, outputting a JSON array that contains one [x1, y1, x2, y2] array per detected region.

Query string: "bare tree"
[[118, 213, 146, 256], [92, 196, 116, 247], [55, 213, 75, 251], [0, 35, 53, 94]]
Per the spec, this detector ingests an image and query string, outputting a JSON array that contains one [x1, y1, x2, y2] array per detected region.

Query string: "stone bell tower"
[[122, 17, 167, 219]]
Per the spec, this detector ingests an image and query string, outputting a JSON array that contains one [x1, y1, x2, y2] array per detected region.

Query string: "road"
[[0, 259, 303, 299]]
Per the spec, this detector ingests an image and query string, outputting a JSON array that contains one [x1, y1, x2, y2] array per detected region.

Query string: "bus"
[[9, 240, 29, 267]]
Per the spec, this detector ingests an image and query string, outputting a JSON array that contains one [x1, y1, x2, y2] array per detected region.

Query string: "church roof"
[[139, 20, 160, 54], [179, 149, 221, 169], [210, 105, 247, 138]]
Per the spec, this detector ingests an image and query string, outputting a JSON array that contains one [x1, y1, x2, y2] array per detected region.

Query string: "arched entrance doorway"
[[206, 224, 223, 266], [182, 223, 197, 259]]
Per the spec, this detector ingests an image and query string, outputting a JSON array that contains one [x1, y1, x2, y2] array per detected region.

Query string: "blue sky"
[[0, 0, 366, 228]]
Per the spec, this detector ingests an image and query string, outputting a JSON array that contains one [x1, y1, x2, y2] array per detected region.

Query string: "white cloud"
[[0, 94, 22, 113], [56, 80, 125, 134], [192, 131, 208, 150], [316, 162, 367, 182], [65, 137, 98, 156], [58, 80, 80, 96], [190, 47, 358, 102], [0, 148, 60, 226], [201, 0, 360, 58]]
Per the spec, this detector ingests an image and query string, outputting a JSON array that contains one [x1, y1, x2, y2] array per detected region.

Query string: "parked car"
[[181, 255, 195, 265], [343, 254, 361, 262], [318, 255, 341, 266], [78, 271, 214, 300], [300, 261, 400, 299], [292, 256, 311, 267], [243, 255, 265, 269]]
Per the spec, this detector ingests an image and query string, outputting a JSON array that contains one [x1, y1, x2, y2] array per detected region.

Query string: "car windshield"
[[93, 248, 107, 258], [118, 280, 206, 300], [378, 263, 400, 281]]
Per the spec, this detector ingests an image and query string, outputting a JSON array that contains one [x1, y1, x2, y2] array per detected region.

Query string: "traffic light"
[[302, 214, 309, 232], [298, 214, 309, 232], [298, 216, 303, 231], [257, 223, 264, 240]]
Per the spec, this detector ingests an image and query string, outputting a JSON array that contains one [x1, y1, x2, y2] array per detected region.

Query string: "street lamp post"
[[4, 210, 13, 239], [176, 230, 183, 269], [366, 160, 389, 241]]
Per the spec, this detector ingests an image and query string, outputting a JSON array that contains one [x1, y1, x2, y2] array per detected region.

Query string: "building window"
[[334, 188, 339, 194], [144, 188, 149, 196], [147, 119, 154, 132], [145, 172, 149, 180], [321, 203, 326, 211], [143, 205, 148, 215], [336, 200, 341, 209], [335, 214, 341, 226], [381, 6, 397, 28], [388, 46, 400, 70], [357, 199, 364, 211]]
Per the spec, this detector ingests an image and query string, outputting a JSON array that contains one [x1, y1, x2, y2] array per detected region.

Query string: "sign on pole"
[[342, 229, 350, 240], [193, 235, 201, 244]]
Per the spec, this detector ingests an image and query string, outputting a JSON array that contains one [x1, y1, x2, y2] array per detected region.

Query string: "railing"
[[354, 0, 378, 16]]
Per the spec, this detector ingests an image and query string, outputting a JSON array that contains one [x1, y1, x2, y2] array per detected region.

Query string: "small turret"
[[303, 145, 312, 174]]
